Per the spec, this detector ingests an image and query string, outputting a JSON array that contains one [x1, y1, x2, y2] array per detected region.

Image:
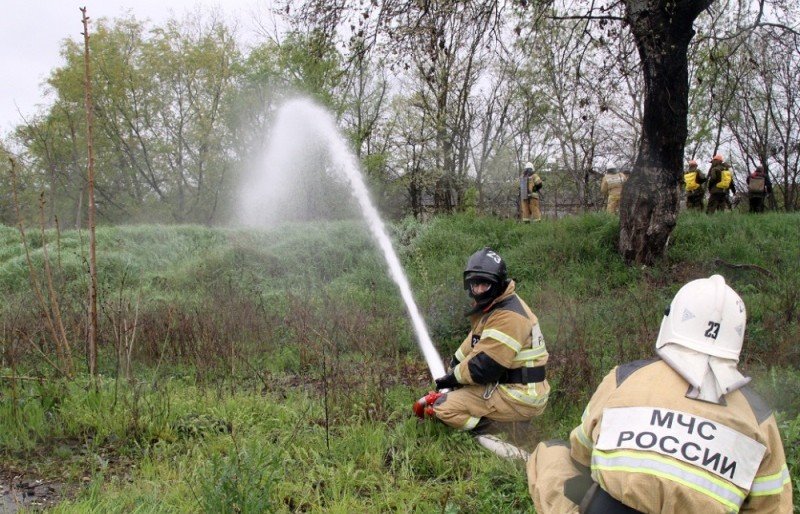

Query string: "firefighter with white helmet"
[[520, 162, 544, 222], [527, 275, 791, 513], [413, 247, 550, 433], [600, 165, 628, 215]]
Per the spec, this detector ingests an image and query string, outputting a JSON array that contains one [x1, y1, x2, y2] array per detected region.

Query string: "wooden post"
[[81, 7, 98, 376]]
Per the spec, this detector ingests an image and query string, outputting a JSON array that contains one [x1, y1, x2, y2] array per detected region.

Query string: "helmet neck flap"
[[655, 275, 749, 404]]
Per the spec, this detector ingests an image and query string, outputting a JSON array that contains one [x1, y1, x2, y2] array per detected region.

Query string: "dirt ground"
[[0, 467, 70, 513]]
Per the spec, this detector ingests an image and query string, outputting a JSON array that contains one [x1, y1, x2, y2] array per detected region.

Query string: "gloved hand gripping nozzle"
[[412, 391, 444, 419]]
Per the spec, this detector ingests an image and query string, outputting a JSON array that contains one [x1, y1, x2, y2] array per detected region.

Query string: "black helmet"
[[463, 247, 508, 306]]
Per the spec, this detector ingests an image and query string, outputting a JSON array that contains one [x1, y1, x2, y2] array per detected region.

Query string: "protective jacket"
[[708, 162, 736, 195], [566, 359, 791, 513], [600, 173, 627, 197], [747, 171, 772, 197], [600, 172, 627, 214], [433, 280, 550, 430], [682, 167, 707, 198], [521, 172, 544, 200]]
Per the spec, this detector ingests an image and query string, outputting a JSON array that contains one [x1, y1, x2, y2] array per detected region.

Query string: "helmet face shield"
[[463, 248, 507, 288], [467, 279, 493, 297], [463, 247, 508, 306], [463, 271, 499, 289]]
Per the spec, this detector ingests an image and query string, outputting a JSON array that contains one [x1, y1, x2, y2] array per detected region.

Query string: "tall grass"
[[0, 211, 798, 511]]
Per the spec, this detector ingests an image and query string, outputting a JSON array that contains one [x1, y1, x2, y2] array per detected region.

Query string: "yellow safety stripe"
[[750, 465, 791, 497], [454, 364, 465, 384], [455, 347, 467, 362], [572, 405, 594, 450], [592, 449, 745, 511], [481, 328, 522, 352], [462, 416, 480, 431], [573, 427, 593, 451], [513, 347, 547, 362], [499, 384, 548, 407]]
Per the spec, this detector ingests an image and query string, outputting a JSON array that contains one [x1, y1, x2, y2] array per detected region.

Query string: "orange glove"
[[412, 391, 444, 419]]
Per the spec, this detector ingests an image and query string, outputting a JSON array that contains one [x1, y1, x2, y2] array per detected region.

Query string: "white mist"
[[239, 98, 445, 380]]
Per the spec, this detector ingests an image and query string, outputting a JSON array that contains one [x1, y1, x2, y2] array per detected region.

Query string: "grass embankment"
[[0, 211, 798, 512]]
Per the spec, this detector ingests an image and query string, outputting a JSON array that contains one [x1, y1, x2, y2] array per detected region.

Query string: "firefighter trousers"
[[527, 440, 582, 514], [606, 193, 621, 214], [707, 193, 730, 214], [432, 383, 546, 431], [521, 197, 541, 222], [686, 194, 704, 211]]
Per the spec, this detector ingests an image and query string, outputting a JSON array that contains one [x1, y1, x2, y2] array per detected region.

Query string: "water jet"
[[239, 98, 445, 380]]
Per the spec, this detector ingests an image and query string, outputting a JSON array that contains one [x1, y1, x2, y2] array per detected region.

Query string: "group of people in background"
[[682, 154, 773, 214], [519, 157, 773, 221]]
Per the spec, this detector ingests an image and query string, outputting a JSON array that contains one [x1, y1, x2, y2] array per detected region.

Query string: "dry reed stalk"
[[8, 158, 72, 377]]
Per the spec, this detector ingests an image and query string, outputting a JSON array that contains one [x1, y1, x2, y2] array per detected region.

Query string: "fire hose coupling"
[[412, 391, 444, 419]]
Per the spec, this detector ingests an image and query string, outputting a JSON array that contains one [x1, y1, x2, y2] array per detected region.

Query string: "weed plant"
[[0, 212, 798, 511]]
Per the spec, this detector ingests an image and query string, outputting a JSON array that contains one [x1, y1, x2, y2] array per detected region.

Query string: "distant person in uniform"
[[519, 162, 543, 223], [413, 247, 549, 434], [706, 154, 736, 214], [600, 165, 627, 215], [746, 165, 772, 214], [680, 159, 707, 211], [527, 275, 791, 513]]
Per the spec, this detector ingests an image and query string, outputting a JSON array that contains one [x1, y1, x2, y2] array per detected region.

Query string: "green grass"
[[3, 377, 530, 513], [1, 211, 799, 512]]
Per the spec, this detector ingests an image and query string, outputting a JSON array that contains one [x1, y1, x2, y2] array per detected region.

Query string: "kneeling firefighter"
[[527, 275, 791, 513], [413, 247, 550, 433]]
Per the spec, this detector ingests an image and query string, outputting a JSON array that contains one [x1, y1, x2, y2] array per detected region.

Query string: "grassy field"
[[0, 211, 798, 512]]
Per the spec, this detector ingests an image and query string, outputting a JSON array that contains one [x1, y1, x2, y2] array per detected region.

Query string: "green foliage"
[[22, 379, 532, 513], [1, 212, 799, 511], [776, 412, 800, 507], [11, 15, 243, 225], [191, 437, 281, 513]]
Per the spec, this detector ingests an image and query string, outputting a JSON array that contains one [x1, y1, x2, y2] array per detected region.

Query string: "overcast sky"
[[0, 0, 273, 136]]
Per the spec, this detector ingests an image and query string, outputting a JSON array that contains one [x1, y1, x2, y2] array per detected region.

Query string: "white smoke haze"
[[237, 97, 445, 380]]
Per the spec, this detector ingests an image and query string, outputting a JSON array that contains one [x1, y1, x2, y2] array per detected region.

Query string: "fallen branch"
[[0, 375, 49, 382], [713, 258, 775, 278]]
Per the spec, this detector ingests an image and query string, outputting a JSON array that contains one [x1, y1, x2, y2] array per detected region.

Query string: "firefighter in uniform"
[[600, 166, 627, 215], [413, 247, 549, 432], [681, 159, 707, 211], [520, 162, 544, 223], [527, 275, 792, 513], [707, 154, 736, 214]]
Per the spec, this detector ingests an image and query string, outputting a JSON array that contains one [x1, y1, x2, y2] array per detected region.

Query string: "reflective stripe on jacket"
[[453, 281, 549, 408], [569, 359, 792, 513]]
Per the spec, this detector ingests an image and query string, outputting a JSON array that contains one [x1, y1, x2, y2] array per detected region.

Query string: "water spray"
[[240, 98, 445, 381], [240, 99, 529, 460]]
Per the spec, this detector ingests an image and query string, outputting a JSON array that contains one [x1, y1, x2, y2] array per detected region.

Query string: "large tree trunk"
[[619, 0, 712, 265]]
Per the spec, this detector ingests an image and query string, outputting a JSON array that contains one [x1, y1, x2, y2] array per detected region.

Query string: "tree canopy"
[[1, 2, 798, 255]]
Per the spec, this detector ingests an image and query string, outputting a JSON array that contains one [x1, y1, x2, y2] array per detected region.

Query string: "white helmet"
[[524, 161, 534, 170], [656, 275, 746, 361]]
